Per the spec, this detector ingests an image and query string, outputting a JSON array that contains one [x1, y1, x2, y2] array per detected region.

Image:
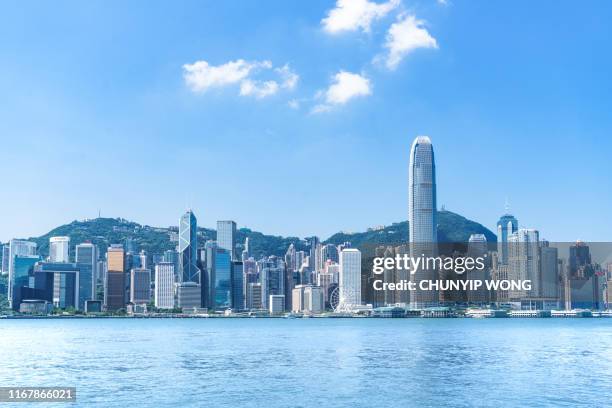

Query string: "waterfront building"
[[337, 248, 362, 311], [33, 262, 85, 310], [214, 247, 232, 309], [408, 136, 438, 308], [177, 282, 201, 310], [260, 258, 284, 309], [292, 285, 306, 312], [508, 229, 540, 299], [245, 282, 262, 310], [540, 242, 559, 299], [9, 255, 40, 310], [303, 286, 324, 313], [75, 242, 98, 300], [269, 294, 285, 315], [467, 234, 490, 304], [49, 236, 70, 263], [154, 262, 175, 309], [7, 239, 37, 304], [130, 268, 151, 304], [105, 244, 126, 311], [231, 261, 244, 310]]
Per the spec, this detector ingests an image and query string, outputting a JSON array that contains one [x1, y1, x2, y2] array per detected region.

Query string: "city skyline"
[[1, 1, 611, 243]]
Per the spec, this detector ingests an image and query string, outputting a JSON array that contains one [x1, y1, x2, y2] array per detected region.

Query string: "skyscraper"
[[130, 268, 151, 304], [105, 244, 125, 311], [408, 135, 438, 308], [217, 220, 237, 260], [49, 236, 70, 263], [179, 210, 200, 283], [7, 239, 37, 307], [508, 229, 540, 299], [1, 244, 10, 275], [154, 262, 175, 309], [497, 213, 518, 265], [76, 242, 98, 299], [337, 248, 362, 311]]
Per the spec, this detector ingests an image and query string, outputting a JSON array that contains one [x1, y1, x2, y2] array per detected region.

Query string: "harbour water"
[[1, 318, 610, 407]]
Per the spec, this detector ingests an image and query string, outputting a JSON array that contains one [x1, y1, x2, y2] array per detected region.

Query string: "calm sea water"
[[1, 318, 610, 407]]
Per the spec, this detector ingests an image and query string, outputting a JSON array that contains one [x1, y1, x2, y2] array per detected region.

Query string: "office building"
[[245, 282, 262, 310], [49, 236, 70, 263], [130, 268, 151, 304], [508, 229, 540, 299], [9, 255, 40, 310], [269, 294, 285, 315], [231, 261, 244, 310], [292, 285, 306, 312], [303, 286, 324, 313], [179, 210, 200, 283], [76, 242, 98, 299], [213, 247, 231, 309], [497, 213, 518, 265], [177, 282, 201, 310], [155, 262, 175, 309], [408, 136, 438, 308], [217, 220, 237, 260], [34, 262, 83, 310], [105, 244, 126, 311], [338, 248, 362, 311]]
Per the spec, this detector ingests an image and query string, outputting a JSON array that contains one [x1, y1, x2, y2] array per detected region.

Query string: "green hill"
[[18, 210, 495, 260]]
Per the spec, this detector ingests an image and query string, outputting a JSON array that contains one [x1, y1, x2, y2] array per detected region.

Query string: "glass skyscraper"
[[179, 210, 200, 283], [217, 220, 236, 260], [408, 135, 438, 308], [214, 248, 231, 309]]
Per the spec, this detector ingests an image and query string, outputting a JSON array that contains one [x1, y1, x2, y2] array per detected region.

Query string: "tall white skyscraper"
[[49, 236, 70, 262], [337, 248, 361, 311], [217, 220, 237, 260], [155, 262, 175, 309], [408, 135, 438, 308]]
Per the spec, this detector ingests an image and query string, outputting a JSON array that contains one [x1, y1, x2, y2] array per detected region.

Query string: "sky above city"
[[0, 0, 611, 242]]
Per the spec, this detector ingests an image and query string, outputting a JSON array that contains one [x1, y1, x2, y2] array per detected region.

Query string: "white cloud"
[[240, 79, 280, 99], [383, 15, 438, 70], [322, 0, 399, 34], [288, 99, 300, 109], [276, 64, 299, 90], [312, 71, 372, 113], [183, 59, 271, 92], [183, 59, 298, 99]]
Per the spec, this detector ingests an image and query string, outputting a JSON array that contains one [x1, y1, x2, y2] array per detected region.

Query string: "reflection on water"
[[0, 319, 610, 407]]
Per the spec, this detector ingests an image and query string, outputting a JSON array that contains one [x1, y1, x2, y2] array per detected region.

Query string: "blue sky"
[[0, 0, 611, 242]]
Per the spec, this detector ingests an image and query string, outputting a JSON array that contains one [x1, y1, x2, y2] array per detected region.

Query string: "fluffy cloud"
[[240, 80, 279, 99], [322, 0, 399, 34], [276, 64, 299, 90], [183, 59, 298, 98], [312, 71, 372, 113], [383, 15, 438, 70]]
